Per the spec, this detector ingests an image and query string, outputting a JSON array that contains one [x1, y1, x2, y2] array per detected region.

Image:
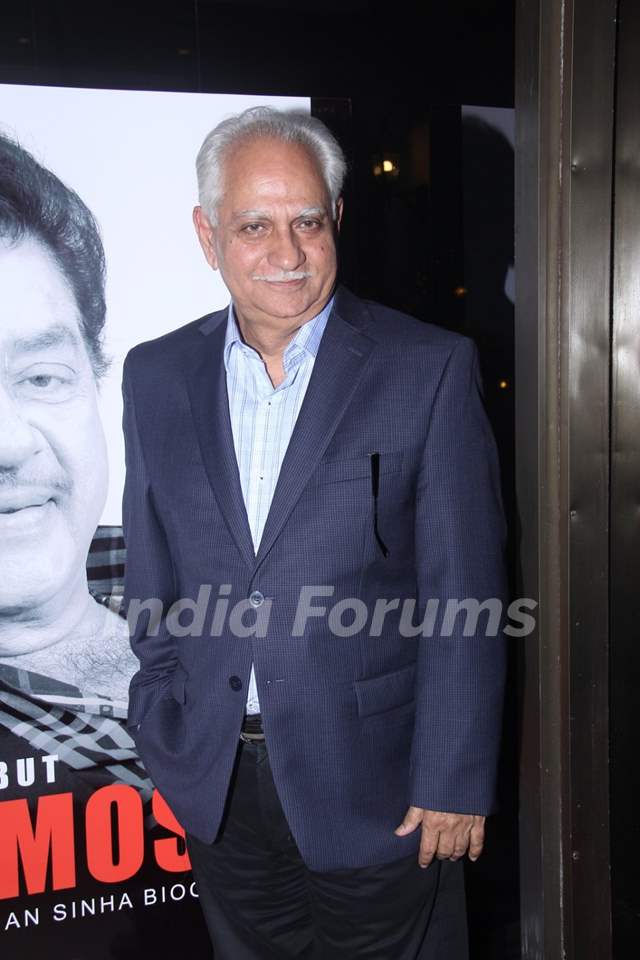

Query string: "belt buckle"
[[239, 730, 265, 743]]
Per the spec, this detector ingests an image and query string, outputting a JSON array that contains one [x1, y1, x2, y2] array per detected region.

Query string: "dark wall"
[[0, 1, 513, 103]]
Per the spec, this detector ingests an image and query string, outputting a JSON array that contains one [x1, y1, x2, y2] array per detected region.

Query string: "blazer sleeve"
[[121, 351, 179, 731], [409, 337, 508, 815]]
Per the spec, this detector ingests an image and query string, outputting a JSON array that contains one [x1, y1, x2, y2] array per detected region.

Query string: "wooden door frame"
[[515, 0, 616, 955]]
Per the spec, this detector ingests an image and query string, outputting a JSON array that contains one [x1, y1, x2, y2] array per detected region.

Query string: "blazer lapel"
[[184, 309, 256, 571], [254, 290, 376, 570]]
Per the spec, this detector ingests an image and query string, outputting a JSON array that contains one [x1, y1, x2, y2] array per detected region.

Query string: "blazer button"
[[229, 676, 243, 692], [249, 590, 265, 607]]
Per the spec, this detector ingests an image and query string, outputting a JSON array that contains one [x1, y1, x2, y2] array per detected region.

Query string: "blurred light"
[[372, 154, 400, 178], [177, 48, 191, 56], [453, 286, 467, 298], [17, 37, 30, 45], [499, 380, 509, 390]]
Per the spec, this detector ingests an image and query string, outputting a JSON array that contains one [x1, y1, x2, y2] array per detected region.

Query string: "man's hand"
[[394, 807, 485, 868]]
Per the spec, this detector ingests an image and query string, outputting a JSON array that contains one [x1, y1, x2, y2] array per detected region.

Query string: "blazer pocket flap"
[[126, 678, 165, 730], [354, 663, 416, 718], [169, 663, 188, 704], [316, 451, 404, 484]]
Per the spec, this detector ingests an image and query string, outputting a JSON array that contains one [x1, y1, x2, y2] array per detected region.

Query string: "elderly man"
[[121, 106, 507, 958]]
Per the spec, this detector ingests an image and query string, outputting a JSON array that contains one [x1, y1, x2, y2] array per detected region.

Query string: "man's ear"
[[193, 205, 219, 270], [335, 196, 344, 233]]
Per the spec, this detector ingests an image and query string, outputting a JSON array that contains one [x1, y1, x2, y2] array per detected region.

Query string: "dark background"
[[0, 2, 517, 957]]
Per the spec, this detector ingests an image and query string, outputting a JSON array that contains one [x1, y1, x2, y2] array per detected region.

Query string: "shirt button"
[[229, 676, 243, 692], [249, 590, 265, 607]]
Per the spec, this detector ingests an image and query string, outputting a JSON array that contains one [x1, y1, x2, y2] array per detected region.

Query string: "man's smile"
[[0, 487, 57, 513], [0, 489, 60, 536], [252, 273, 313, 286]]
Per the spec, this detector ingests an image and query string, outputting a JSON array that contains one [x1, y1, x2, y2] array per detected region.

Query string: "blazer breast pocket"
[[315, 450, 404, 484]]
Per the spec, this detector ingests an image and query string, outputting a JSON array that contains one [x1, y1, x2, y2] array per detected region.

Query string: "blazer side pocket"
[[126, 663, 188, 732], [354, 663, 416, 718], [168, 662, 188, 704]]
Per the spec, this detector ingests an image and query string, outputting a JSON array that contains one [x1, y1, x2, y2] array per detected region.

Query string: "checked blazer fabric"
[[120, 284, 508, 872]]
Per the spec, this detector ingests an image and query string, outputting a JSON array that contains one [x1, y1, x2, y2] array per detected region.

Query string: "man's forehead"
[[0, 238, 86, 354]]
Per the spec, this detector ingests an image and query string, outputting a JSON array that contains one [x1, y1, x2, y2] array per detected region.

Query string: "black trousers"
[[185, 740, 469, 960]]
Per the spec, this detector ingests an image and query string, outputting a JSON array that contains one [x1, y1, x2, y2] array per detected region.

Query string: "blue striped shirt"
[[223, 296, 334, 713]]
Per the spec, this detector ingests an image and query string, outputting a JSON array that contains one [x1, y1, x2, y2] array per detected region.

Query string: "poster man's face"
[[0, 238, 108, 616], [194, 137, 342, 329]]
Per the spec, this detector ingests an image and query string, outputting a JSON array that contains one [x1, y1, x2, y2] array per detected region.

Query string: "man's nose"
[[0, 384, 42, 469], [266, 226, 306, 272]]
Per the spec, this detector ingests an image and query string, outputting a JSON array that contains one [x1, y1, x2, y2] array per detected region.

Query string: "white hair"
[[196, 106, 347, 224]]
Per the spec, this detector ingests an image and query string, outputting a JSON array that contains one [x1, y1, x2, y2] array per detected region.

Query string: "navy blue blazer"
[[121, 284, 507, 871]]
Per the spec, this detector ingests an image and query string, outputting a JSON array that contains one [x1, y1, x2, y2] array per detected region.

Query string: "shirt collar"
[[223, 295, 334, 372]]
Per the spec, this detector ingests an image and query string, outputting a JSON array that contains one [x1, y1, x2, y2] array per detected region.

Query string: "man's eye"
[[242, 223, 266, 235], [27, 375, 60, 387], [13, 365, 77, 402], [298, 219, 321, 230]]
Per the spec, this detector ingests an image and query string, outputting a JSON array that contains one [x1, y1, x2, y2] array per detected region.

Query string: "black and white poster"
[[0, 83, 309, 957]]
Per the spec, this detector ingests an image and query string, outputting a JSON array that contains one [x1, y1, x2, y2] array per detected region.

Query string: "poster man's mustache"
[[0, 471, 72, 495]]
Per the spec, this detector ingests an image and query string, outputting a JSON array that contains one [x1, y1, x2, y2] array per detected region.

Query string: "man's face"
[[0, 238, 108, 621], [194, 137, 342, 330]]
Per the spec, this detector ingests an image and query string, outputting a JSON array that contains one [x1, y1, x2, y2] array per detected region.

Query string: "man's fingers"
[[450, 838, 469, 860], [394, 805, 425, 836], [418, 825, 440, 868], [468, 819, 485, 861], [447, 827, 473, 861], [433, 824, 467, 860], [395, 809, 486, 866]]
